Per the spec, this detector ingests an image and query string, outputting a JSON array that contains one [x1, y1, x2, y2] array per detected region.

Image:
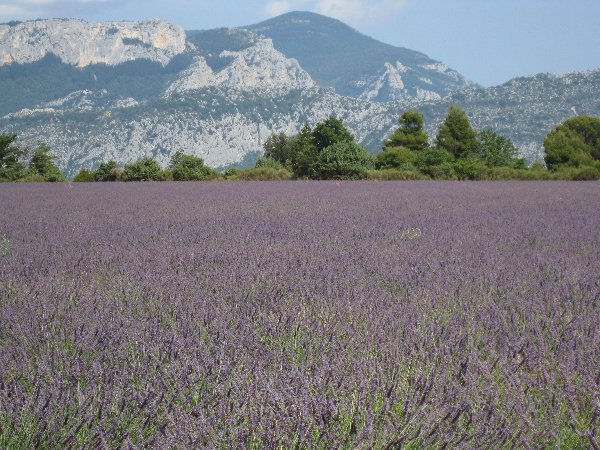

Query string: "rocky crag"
[[0, 18, 185, 67]]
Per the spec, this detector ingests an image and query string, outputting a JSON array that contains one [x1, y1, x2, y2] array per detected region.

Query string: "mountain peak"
[[243, 11, 477, 100]]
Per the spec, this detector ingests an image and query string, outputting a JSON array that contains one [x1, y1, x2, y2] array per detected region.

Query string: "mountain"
[[0, 15, 599, 178], [241, 11, 478, 101]]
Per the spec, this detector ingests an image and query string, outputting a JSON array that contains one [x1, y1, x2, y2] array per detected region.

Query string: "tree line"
[[2, 106, 600, 182], [0, 135, 66, 182]]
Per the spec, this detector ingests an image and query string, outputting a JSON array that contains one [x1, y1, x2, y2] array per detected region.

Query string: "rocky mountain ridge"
[[165, 37, 313, 94], [0, 18, 185, 67]]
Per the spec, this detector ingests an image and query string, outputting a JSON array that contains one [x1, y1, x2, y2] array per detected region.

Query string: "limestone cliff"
[[165, 38, 313, 94], [0, 18, 185, 67]]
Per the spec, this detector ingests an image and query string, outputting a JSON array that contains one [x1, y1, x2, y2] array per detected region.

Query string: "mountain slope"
[[241, 11, 478, 101]]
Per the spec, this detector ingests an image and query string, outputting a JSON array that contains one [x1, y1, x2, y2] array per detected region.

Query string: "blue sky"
[[1, 0, 599, 87]]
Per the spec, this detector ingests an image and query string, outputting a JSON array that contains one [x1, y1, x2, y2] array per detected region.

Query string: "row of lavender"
[[1, 181, 599, 448]]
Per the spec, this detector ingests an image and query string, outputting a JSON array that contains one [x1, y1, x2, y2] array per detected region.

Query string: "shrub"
[[205, 170, 226, 181], [313, 141, 376, 180], [429, 162, 457, 180], [254, 156, 283, 170], [72, 168, 96, 182], [224, 168, 239, 179], [171, 154, 211, 181], [554, 166, 600, 181], [416, 147, 454, 177], [159, 169, 174, 181], [362, 169, 426, 180], [453, 158, 484, 180], [95, 160, 119, 181], [376, 146, 419, 170], [124, 157, 161, 181], [16, 174, 46, 182], [234, 167, 292, 181]]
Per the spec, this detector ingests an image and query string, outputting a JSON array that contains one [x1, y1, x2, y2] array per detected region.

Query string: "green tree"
[[312, 115, 354, 153], [416, 147, 455, 177], [376, 147, 418, 170], [473, 129, 524, 167], [0, 133, 26, 181], [168, 149, 185, 170], [254, 156, 283, 170], [124, 157, 161, 181], [383, 109, 429, 152], [312, 141, 376, 180], [543, 115, 600, 170], [291, 123, 318, 178], [263, 131, 295, 165], [170, 153, 211, 181], [435, 105, 478, 158], [27, 143, 67, 182], [95, 160, 120, 181], [72, 168, 95, 182]]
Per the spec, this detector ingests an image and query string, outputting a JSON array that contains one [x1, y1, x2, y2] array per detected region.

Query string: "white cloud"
[[262, 0, 407, 25], [314, 0, 407, 23], [263, 0, 294, 17]]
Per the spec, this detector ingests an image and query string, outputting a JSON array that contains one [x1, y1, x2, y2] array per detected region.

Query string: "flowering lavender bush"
[[0, 181, 599, 449]]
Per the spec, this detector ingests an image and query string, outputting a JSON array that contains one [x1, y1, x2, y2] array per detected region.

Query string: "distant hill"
[[240, 11, 478, 101]]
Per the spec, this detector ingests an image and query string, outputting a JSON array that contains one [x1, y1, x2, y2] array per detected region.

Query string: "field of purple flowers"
[[1, 181, 599, 449]]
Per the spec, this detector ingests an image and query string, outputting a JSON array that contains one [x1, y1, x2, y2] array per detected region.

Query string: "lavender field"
[[1, 181, 599, 449]]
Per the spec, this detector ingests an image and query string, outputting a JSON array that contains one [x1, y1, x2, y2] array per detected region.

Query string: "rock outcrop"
[[0, 19, 185, 67], [165, 38, 313, 94]]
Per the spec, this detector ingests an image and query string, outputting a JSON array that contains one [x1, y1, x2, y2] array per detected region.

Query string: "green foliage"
[[453, 158, 484, 180], [472, 129, 521, 167], [159, 168, 174, 181], [416, 147, 455, 177], [169, 150, 211, 181], [435, 105, 478, 158], [553, 165, 600, 181], [1, 232, 9, 257], [17, 173, 46, 182], [289, 116, 357, 178], [290, 123, 318, 178], [167, 149, 185, 170], [254, 156, 283, 170], [0, 133, 26, 181], [233, 167, 293, 181], [95, 160, 120, 181], [312, 115, 355, 153], [0, 52, 195, 117], [362, 169, 426, 180], [224, 167, 239, 179], [376, 146, 418, 170], [204, 169, 226, 181], [312, 141, 376, 180], [263, 131, 295, 165], [72, 168, 95, 182], [383, 109, 429, 152], [544, 115, 600, 170], [124, 157, 161, 181], [27, 142, 67, 181]]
